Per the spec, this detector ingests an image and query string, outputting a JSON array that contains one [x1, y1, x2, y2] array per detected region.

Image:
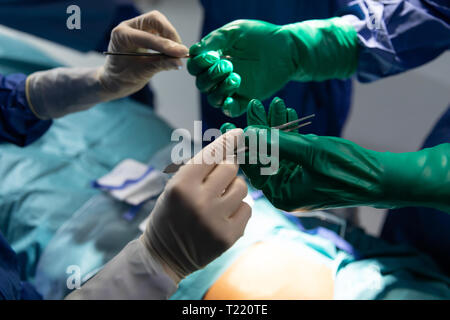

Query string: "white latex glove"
[[98, 10, 189, 98], [142, 128, 251, 282], [66, 129, 251, 299], [26, 10, 188, 119]]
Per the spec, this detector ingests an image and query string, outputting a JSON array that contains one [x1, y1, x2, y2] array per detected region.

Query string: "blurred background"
[[135, 0, 450, 236]]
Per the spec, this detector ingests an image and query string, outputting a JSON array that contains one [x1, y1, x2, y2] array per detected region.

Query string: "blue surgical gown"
[[0, 73, 48, 299], [0, 73, 51, 146], [199, 0, 450, 134], [0, 231, 41, 299]]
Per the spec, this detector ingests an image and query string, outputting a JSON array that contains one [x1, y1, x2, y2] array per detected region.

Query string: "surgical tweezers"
[[103, 51, 233, 60], [163, 114, 315, 174]]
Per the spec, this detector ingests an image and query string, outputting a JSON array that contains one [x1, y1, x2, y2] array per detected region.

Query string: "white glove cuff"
[[26, 67, 113, 120], [65, 239, 177, 300]]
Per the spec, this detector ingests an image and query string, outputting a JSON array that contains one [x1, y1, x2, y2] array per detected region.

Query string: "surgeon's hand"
[[99, 10, 188, 98], [141, 129, 251, 283], [188, 18, 358, 117], [222, 98, 450, 213], [66, 130, 251, 300], [27, 11, 188, 120]]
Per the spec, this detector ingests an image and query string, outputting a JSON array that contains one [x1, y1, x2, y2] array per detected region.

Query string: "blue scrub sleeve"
[[341, 0, 450, 82], [0, 232, 41, 300], [0, 73, 52, 147]]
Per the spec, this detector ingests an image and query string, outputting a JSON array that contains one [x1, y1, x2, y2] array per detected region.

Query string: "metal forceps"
[[271, 113, 315, 132], [103, 52, 233, 60], [163, 114, 315, 174]]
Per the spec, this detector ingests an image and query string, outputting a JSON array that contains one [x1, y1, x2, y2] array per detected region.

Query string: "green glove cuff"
[[380, 144, 450, 213], [283, 17, 359, 81]]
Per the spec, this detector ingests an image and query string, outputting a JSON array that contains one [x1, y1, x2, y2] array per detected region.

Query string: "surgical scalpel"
[[163, 114, 315, 174]]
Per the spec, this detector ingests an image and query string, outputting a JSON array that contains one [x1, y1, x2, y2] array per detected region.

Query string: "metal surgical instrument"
[[103, 52, 233, 60], [163, 114, 315, 174]]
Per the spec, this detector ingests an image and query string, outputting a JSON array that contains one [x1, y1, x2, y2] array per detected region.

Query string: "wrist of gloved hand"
[[283, 17, 359, 81], [65, 238, 178, 300], [139, 234, 183, 284], [26, 67, 116, 120], [379, 144, 450, 213], [243, 125, 450, 213]]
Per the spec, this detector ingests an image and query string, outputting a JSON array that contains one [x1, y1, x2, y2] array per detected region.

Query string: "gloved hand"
[[66, 129, 251, 299], [188, 18, 358, 117], [142, 128, 251, 282], [98, 10, 188, 98], [27, 10, 188, 119], [222, 98, 450, 213], [221, 97, 299, 189]]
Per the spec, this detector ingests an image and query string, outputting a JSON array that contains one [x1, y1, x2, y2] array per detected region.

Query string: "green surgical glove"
[[189, 17, 358, 117], [222, 98, 450, 213]]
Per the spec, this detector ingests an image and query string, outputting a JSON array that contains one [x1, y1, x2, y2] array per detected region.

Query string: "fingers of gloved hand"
[[221, 122, 274, 189], [207, 72, 241, 107], [247, 126, 315, 167], [220, 176, 248, 210], [228, 202, 252, 239], [220, 122, 237, 134], [286, 108, 299, 132], [210, 201, 251, 250], [112, 24, 188, 58], [268, 97, 288, 127], [139, 55, 183, 72], [259, 163, 302, 212], [247, 99, 268, 126], [241, 163, 271, 190], [128, 10, 183, 44], [219, 122, 269, 188], [189, 28, 231, 56], [203, 158, 240, 196], [187, 51, 221, 76], [196, 59, 233, 93], [182, 128, 244, 180], [223, 95, 250, 118]]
